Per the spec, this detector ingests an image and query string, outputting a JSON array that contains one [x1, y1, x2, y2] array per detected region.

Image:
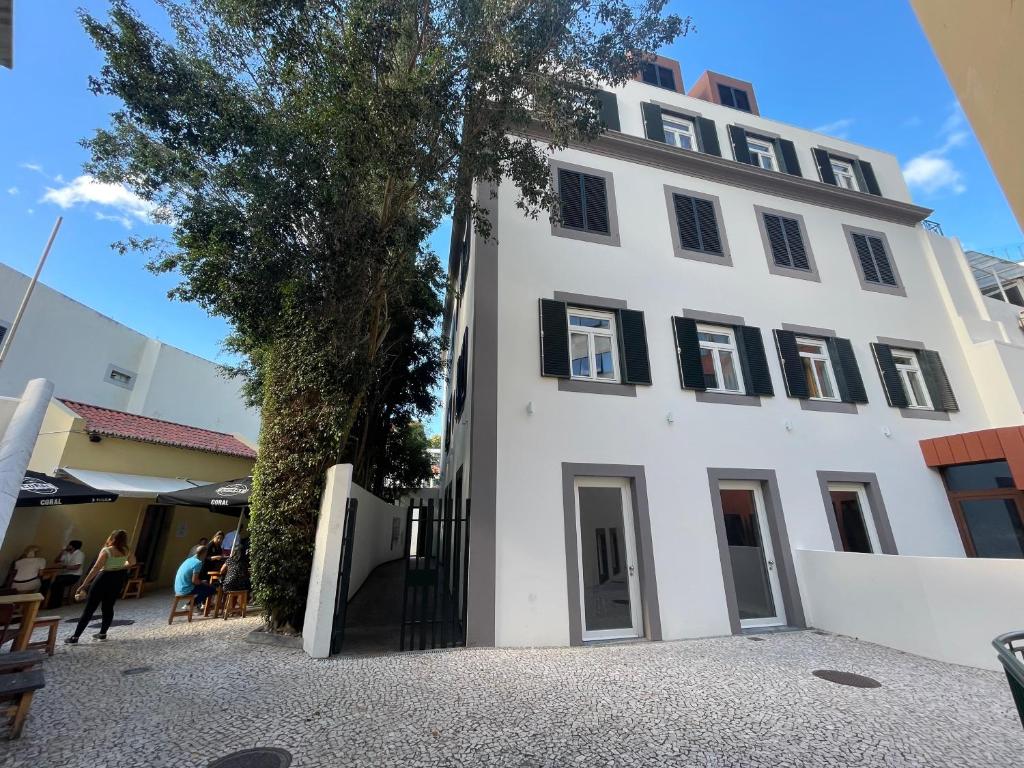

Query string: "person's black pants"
[[43, 574, 79, 608], [72, 571, 127, 637]]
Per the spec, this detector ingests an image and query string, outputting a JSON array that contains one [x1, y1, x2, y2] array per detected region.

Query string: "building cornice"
[[522, 127, 933, 227]]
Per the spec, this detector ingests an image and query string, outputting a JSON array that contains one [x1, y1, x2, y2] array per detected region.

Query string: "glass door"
[[719, 481, 786, 629], [574, 477, 643, 641], [954, 495, 1024, 558]]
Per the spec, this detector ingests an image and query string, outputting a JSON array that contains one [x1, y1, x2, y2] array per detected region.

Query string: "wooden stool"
[[203, 587, 222, 618], [24, 617, 59, 657], [168, 594, 196, 625], [121, 577, 144, 600], [222, 591, 248, 620]]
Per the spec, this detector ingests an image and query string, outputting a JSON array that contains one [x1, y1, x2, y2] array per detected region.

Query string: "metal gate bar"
[[329, 497, 358, 655]]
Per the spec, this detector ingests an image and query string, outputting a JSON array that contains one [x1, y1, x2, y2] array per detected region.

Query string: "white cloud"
[[41, 174, 156, 224], [812, 118, 854, 139], [26, 208, 34, 215], [20, 162, 44, 174], [6, 187, 17, 195], [95, 211, 134, 229], [902, 103, 969, 196]]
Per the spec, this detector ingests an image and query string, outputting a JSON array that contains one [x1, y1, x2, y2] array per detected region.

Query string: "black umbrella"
[[156, 476, 252, 511], [17, 471, 119, 508]]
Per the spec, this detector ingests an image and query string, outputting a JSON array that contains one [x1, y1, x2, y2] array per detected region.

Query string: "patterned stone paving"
[[0, 592, 1021, 767]]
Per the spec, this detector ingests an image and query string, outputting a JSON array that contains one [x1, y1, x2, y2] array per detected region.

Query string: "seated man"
[[43, 540, 86, 608], [174, 545, 217, 610]]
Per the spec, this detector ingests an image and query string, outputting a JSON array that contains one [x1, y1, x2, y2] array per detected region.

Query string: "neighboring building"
[[965, 250, 1024, 307], [440, 56, 1024, 648], [0, 262, 260, 442], [911, 0, 1024, 227], [0, 0, 11, 70], [2, 398, 255, 588]]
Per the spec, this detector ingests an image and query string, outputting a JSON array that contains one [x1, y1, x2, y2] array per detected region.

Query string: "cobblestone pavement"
[[0, 592, 1021, 768]]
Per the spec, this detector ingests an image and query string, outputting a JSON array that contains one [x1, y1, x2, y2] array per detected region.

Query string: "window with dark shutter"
[[919, 350, 959, 412], [735, 326, 774, 397], [695, 117, 721, 156], [763, 213, 809, 270], [455, 328, 469, 419], [777, 139, 802, 177], [858, 161, 882, 196], [673, 319, 774, 398], [851, 233, 896, 286], [773, 329, 811, 399], [813, 148, 837, 185], [672, 194, 722, 256], [728, 125, 751, 165], [641, 102, 665, 143], [616, 309, 652, 385], [557, 169, 609, 235], [826, 337, 868, 404], [539, 299, 571, 378], [870, 343, 910, 409], [596, 90, 620, 131], [672, 317, 705, 390]]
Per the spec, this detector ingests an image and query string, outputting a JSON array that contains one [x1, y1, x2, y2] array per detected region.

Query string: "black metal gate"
[[329, 498, 358, 655], [399, 494, 470, 650]]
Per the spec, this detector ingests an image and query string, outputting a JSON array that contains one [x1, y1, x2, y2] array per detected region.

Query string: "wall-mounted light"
[[882, 426, 893, 438], [526, 401, 535, 416], [666, 411, 674, 424], [784, 420, 793, 432]]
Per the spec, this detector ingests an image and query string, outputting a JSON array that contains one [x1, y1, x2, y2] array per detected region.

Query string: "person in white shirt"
[[10, 546, 47, 593], [42, 540, 85, 607]]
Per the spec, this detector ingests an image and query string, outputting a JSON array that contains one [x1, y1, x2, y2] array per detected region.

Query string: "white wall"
[[347, 482, 406, 599], [797, 549, 1024, 671], [0, 263, 260, 441]]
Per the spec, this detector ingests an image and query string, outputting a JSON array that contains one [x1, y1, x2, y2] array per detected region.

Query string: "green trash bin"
[[993, 631, 1024, 730]]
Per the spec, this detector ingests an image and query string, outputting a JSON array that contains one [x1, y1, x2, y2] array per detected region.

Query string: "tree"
[[82, 0, 689, 630], [428, 433, 442, 450]]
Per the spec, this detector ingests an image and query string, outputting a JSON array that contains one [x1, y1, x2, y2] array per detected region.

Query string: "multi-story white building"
[[440, 56, 1024, 648]]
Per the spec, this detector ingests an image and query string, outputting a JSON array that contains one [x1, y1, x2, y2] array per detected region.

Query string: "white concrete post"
[[0, 378, 55, 546], [302, 463, 353, 658]]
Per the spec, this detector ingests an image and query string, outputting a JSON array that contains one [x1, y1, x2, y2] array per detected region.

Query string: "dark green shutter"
[[777, 139, 802, 177], [728, 125, 751, 165], [695, 117, 721, 156], [596, 90, 620, 131], [672, 194, 700, 251], [539, 299, 570, 378], [672, 316, 705, 390], [455, 328, 469, 419], [782, 218, 809, 270], [870, 343, 909, 408], [827, 337, 867, 404], [851, 233, 879, 283], [858, 160, 882, 196], [919, 350, 959, 412], [558, 169, 584, 230], [616, 309, 652, 385], [641, 102, 665, 143], [868, 236, 896, 285], [582, 174, 609, 234], [773, 329, 810, 399], [735, 326, 774, 397], [694, 198, 722, 254], [813, 148, 837, 185]]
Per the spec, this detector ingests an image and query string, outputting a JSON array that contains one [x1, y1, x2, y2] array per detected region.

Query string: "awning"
[[156, 476, 252, 511], [17, 471, 119, 508], [60, 468, 209, 498]]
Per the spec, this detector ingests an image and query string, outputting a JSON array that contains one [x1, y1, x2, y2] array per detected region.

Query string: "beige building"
[[911, 0, 1024, 226]]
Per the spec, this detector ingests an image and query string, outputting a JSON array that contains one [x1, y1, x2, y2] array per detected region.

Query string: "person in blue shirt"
[[174, 545, 217, 610]]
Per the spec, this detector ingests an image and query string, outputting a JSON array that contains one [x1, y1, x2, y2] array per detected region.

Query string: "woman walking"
[[65, 530, 135, 644]]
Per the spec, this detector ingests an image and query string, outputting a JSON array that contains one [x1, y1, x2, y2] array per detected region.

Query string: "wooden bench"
[[0, 651, 45, 676], [0, 669, 45, 739], [0, 616, 61, 657]]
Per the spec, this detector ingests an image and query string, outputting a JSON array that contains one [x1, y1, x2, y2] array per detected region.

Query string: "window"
[[796, 337, 839, 401], [0, 323, 7, 348], [558, 168, 609, 235], [698, 324, 745, 394], [568, 308, 619, 382], [828, 484, 881, 554], [891, 349, 933, 409], [747, 136, 778, 171], [671, 193, 723, 256], [640, 62, 676, 91], [717, 84, 751, 112], [830, 158, 859, 191], [663, 115, 696, 150], [104, 364, 136, 390], [850, 232, 897, 287], [762, 213, 809, 270]]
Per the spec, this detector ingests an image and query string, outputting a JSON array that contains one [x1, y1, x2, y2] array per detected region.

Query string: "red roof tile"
[[59, 399, 256, 459]]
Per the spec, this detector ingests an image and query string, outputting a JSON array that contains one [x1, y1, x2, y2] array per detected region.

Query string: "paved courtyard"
[[0, 592, 1021, 768]]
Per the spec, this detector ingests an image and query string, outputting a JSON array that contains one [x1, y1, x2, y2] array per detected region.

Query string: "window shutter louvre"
[[777, 139, 802, 177], [728, 125, 751, 165], [694, 198, 722, 255], [695, 117, 721, 156], [557, 169, 585, 230], [782, 218, 808, 270], [763, 214, 788, 266], [851, 233, 879, 283], [773, 329, 810, 399], [539, 299, 571, 378], [672, 194, 700, 251], [813, 148, 837, 185], [672, 316, 705, 390], [582, 174, 609, 234], [867, 236, 896, 285], [596, 90, 620, 131], [857, 160, 882, 196], [641, 102, 665, 143], [870, 343, 909, 408], [919, 349, 959, 412], [735, 325, 774, 397], [616, 309, 652, 385], [827, 337, 867, 404]]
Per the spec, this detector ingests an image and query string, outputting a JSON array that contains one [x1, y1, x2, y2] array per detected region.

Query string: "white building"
[[440, 56, 1024, 649], [0, 262, 259, 442]]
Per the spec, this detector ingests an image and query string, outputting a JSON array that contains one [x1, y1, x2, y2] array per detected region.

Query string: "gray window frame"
[[875, 335, 950, 421], [843, 224, 906, 297], [753, 205, 821, 283], [663, 185, 733, 266], [553, 292, 636, 398], [681, 309, 763, 407], [816, 471, 899, 555], [104, 364, 137, 391], [550, 160, 621, 247]]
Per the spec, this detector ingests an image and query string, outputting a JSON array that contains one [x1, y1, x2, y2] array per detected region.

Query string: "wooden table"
[[0, 594, 43, 652]]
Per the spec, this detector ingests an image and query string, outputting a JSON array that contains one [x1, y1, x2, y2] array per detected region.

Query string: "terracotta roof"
[[59, 399, 256, 459]]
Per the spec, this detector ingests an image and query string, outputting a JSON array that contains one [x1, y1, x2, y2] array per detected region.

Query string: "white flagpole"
[[0, 216, 63, 369]]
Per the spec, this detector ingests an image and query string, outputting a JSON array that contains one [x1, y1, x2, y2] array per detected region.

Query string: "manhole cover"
[[121, 667, 152, 676], [747, 636, 765, 642], [812, 669, 881, 688], [208, 748, 292, 768], [813, 630, 829, 636]]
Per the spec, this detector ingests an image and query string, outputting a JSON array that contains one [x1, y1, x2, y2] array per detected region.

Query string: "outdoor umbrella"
[[155, 476, 252, 511], [17, 471, 119, 508]]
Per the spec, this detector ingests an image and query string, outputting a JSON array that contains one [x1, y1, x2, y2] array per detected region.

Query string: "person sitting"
[[204, 531, 227, 572], [43, 540, 85, 608], [174, 545, 217, 611], [10, 546, 47, 593], [219, 536, 250, 594]]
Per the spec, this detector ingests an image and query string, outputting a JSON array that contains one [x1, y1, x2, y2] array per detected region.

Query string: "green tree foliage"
[[81, 0, 687, 630]]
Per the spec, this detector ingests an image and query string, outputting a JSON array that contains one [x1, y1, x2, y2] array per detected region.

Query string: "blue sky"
[[1, 0, 1021, 438]]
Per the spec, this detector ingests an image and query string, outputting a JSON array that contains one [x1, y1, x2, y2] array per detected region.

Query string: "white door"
[[574, 477, 643, 641], [718, 480, 787, 629], [827, 482, 882, 554]]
